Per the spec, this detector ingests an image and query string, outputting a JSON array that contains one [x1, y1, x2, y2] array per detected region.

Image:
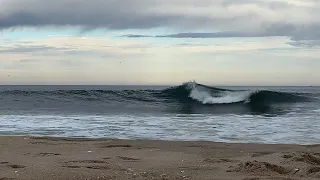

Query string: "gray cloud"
[[288, 40, 320, 48], [122, 34, 151, 38], [0, 45, 68, 53], [122, 24, 320, 41], [0, 0, 175, 29], [0, 44, 107, 57], [1, 0, 320, 40], [125, 32, 275, 38]]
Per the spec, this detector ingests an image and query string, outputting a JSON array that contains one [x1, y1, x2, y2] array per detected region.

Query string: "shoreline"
[[1, 136, 320, 180], [2, 135, 318, 146]]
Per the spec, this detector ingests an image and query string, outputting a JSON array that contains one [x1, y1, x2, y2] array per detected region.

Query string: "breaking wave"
[[162, 81, 308, 105], [0, 81, 309, 106]]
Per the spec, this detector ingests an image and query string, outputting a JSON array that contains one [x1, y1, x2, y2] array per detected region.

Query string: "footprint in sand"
[[307, 166, 320, 174], [242, 178, 296, 180], [86, 165, 110, 170], [0, 178, 16, 180], [203, 158, 238, 163], [101, 144, 133, 148], [8, 165, 26, 169], [117, 156, 140, 161], [282, 152, 320, 165], [227, 161, 291, 175], [179, 166, 217, 171], [29, 141, 57, 145], [251, 152, 275, 157], [62, 160, 109, 169], [306, 166, 320, 178], [66, 160, 107, 164], [24, 152, 61, 157], [62, 165, 81, 169], [37, 152, 61, 156]]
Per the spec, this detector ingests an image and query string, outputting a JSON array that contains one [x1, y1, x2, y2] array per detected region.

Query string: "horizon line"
[[0, 84, 319, 87]]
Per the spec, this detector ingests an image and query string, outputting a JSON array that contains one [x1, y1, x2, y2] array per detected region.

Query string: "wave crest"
[[163, 81, 307, 105], [0, 82, 308, 105]]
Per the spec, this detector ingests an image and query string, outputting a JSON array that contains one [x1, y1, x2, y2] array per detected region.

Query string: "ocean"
[[0, 82, 319, 144]]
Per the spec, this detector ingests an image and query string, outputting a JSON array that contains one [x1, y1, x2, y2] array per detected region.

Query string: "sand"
[[1, 136, 320, 180]]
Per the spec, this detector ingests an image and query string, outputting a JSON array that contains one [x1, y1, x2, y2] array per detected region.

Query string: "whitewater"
[[187, 83, 252, 104]]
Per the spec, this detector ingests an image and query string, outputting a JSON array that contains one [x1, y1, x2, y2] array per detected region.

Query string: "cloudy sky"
[[0, 0, 319, 85]]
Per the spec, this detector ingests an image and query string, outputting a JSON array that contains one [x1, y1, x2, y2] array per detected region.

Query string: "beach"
[[1, 136, 320, 180], [2, 0, 320, 178]]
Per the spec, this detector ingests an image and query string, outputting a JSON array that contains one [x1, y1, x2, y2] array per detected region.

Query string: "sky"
[[0, 0, 319, 85]]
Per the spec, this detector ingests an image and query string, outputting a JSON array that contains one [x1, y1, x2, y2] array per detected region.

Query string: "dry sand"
[[1, 136, 320, 180]]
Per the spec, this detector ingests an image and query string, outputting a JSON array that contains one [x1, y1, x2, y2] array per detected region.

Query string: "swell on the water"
[[161, 82, 308, 105], [0, 82, 309, 105]]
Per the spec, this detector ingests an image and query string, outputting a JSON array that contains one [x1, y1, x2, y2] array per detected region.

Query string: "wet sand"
[[1, 136, 320, 180]]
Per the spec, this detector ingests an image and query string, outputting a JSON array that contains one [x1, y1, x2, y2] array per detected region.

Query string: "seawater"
[[0, 82, 319, 144]]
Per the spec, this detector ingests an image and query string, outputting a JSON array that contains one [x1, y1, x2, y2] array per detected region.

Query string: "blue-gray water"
[[1, 82, 320, 144]]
